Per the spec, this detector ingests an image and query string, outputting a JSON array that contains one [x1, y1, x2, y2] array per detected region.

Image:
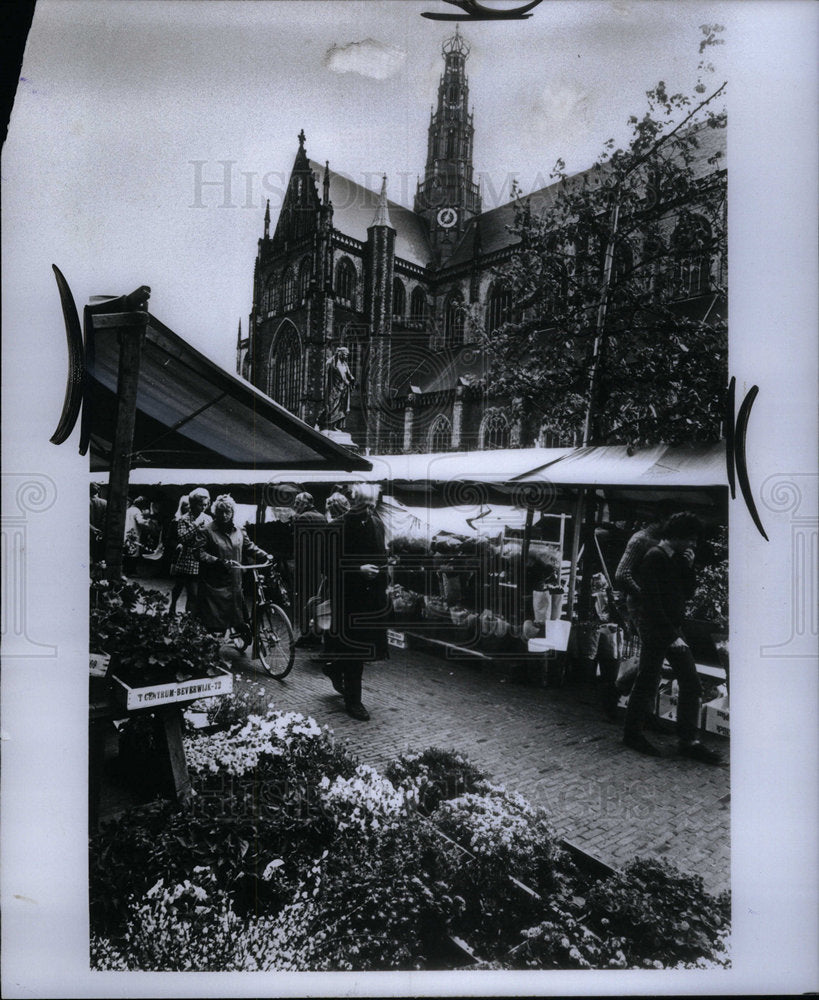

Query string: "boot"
[[343, 662, 369, 721]]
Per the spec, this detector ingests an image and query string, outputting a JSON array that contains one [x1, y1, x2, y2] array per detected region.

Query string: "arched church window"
[[671, 214, 713, 298], [392, 277, 406, 320], [480, 408, 510, 450], [447, 83, 459, 105], [335, 257, 357, 307], [298, 256, 312, 300], [444, 291, 465, 346], [281, 268, 296, 312], [428, 414, 452, 453], [410, 286, 427, 323], [266, 322, 302, 414], [486, 281, 513, 334], [446, 130, 456, 158]]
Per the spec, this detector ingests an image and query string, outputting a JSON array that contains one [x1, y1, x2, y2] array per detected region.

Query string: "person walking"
[[323, 483, 389, 721], [614, 515, 665, 631], [196, 494, 273, 645], [622, 512, 721, 763], [292, 492, 326, 645], [168, 488, 211, 615]]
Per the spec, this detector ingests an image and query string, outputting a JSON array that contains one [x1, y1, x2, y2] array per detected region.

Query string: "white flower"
[[261, 859, 285, 881]]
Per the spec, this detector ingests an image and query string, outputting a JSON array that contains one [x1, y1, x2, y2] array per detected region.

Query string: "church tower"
[[414, 26, 481, 262]]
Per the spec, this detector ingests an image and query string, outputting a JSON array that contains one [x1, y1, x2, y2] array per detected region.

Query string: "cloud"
[[539, 83, 590, 127], [324, 38, 406, 80]]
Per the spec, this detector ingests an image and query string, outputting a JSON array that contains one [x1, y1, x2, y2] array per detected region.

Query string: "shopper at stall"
[[292, 492, 326, 645], [89, 483, 107, 563], [325, 484, 351, 522], [323, 483, 389, 721], [622, 512, 721, 764], [168, 488, 211, 615], [122, 496, 149, 575], [196, 494, 273, 642], [614, 516, 665, 630]]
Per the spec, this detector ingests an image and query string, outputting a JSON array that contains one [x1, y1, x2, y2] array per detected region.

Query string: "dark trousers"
[[623, 636, 703, 744]]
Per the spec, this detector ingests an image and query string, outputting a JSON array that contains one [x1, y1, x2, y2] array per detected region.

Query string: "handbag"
[[306, 578, 332, 633]]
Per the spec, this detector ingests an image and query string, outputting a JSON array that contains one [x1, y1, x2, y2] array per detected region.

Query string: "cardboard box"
[[702, 695, 730, 737], [656, 679, 679, 720]]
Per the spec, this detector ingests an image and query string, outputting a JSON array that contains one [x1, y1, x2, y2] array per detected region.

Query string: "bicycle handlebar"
[[226, 560, 275, 570]]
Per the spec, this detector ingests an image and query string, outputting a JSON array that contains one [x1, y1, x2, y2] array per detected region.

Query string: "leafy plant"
[[582, 856, 731, 968], [90, 579, 226, 686], [688, 524, 728, 625], [385, 747, 489, 814], [91, 722, 731, 971], [90, 710, 358, 935], [187, 683, 271, 731], [431, 787, 573, 955]]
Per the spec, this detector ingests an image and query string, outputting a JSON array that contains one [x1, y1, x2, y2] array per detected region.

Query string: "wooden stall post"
[[99, 289, 151, 581], [153, 706, 193, 809]]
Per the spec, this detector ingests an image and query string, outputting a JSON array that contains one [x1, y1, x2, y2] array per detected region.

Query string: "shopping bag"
[[615, 643, 640, 694]]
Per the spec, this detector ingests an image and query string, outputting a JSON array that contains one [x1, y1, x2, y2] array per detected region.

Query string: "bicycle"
[[228, 561, 296, 679]]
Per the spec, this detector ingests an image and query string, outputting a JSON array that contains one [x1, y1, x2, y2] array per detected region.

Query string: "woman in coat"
[[197, 495, 272, 642], [323, 483, 389, 720]]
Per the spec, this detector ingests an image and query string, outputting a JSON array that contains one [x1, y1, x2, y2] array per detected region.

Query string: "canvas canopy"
[[87, 309, 371, 473], [511, 443, 727, 490]]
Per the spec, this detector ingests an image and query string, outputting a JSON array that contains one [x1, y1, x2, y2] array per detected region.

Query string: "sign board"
[[89, 652, 110, 678], [111, 667, 233, 712], [387, 629, 408, 649]]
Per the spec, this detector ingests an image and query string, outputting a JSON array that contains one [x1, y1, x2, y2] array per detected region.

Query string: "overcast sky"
[[4, 0, 732, 373]]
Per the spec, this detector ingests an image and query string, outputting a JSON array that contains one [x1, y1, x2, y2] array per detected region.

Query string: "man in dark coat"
[[292, 492, 327, 644], [622, 512, 721, 764], [323, 484, 389, 720]]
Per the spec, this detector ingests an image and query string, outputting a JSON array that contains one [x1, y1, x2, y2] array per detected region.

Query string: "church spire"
[[371, 174, 393, 229], [414, 29, 481, 259], [263, 198, 270, 239], [323, 161, 331, 205]]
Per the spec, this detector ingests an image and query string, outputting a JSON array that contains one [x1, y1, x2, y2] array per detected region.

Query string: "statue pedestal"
[[320, 428, 360, 454]]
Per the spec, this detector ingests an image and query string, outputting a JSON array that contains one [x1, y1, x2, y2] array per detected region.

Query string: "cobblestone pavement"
[[228, 635, 730, 895]]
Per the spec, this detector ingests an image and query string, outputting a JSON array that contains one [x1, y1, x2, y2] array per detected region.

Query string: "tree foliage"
[[479, 26, 727, 448]]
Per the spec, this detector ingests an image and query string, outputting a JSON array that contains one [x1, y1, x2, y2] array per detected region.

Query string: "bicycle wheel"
[[255, 603, 295, 678]]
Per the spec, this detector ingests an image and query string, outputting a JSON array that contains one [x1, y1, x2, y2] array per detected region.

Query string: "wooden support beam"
[[101, 309, 149, 580], [153, 705, 192, 809]]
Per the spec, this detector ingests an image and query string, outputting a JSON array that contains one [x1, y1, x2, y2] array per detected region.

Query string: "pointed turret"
[[263, 199, 270, 240], [323, 161, 331, 205], [371, 174, 394, 229]]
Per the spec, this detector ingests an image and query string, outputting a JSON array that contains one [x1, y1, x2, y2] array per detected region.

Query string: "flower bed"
[[91, 709, 730, 971]]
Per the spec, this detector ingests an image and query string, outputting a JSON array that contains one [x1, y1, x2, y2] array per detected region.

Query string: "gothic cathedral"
[[238, 28, 725, 456]]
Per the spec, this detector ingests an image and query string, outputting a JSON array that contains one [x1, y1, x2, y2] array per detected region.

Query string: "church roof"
[[447, 121, 725, 268], [391, 342, 487, 396], [309, 160, 431, 267], [447, 179, 563, 266]]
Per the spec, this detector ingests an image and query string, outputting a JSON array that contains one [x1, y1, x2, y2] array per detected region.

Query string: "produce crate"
[[702, 695, 730, 737], [110, 666, 233, 712]]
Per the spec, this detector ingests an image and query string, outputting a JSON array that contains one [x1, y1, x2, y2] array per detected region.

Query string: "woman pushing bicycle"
[[196, 494, 274, 644]]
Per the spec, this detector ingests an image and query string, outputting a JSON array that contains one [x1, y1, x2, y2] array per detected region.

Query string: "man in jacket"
[[622, 512, 721, 764]]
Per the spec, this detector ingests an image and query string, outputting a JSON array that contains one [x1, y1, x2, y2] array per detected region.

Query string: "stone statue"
[[320, 346, 356, 431]]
